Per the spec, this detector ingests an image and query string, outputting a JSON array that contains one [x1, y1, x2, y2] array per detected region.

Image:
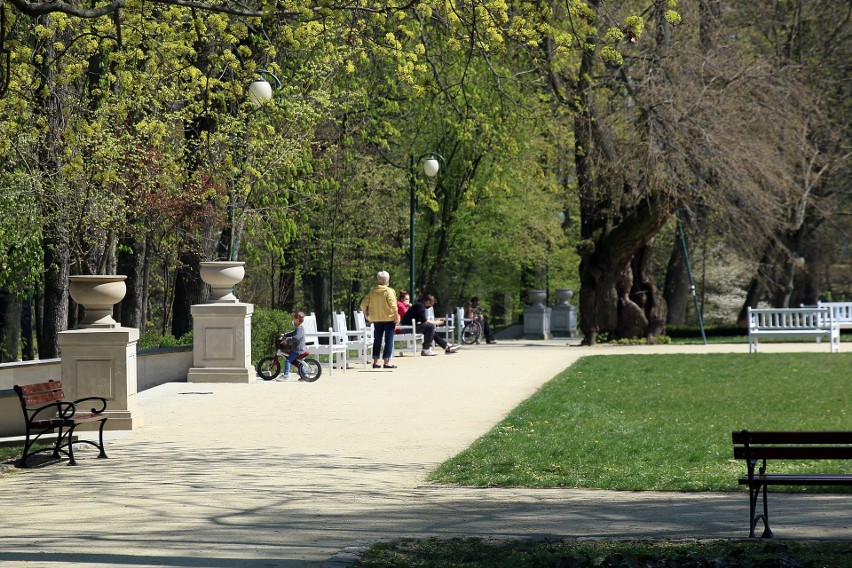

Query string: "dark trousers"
[[482, 317, 494, 340], [372, 321, 396, 360], [417, 322, 448, 350]]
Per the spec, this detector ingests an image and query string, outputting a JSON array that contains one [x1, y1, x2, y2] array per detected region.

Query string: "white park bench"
[[747, 306, 840, 353], [302, 313, 348, 375], [818, 301, 852, 329]]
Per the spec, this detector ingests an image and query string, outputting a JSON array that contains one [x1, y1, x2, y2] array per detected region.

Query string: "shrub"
[[251, 307, 294, 364], [137, 331, 193, 351]]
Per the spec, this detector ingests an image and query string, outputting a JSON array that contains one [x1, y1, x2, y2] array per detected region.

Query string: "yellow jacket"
[[361, 285, 399, 323]]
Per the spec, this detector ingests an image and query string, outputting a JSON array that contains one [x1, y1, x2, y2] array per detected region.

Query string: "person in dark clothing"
[[401, 294, 460, 356], [465, 296, 497, 344]]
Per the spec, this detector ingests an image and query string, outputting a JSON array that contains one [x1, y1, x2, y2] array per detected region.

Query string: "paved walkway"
[[1, 341, 849, 567]]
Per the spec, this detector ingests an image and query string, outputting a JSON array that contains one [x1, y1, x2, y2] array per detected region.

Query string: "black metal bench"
[[732, 430, 852, 537], [14, 380, 109, 467]]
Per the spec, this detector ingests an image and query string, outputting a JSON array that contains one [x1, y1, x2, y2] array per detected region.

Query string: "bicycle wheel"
[[461, 321, 481, 345], [298, 357, 322, 382], [256, 357, 281, 380]]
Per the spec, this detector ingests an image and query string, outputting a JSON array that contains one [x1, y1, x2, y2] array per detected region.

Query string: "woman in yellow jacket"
[[360, 270, 401, 369]]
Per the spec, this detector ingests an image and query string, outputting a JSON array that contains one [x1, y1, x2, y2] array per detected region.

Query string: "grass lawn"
[[354, 538, 851, 567], [429, 353, 851, 491]]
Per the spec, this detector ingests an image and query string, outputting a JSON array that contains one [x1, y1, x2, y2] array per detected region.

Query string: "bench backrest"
[[818, 301, 852, 323], [14, 380, 65, 410], [353, 310, 372, 335], [732, 430, 852, 461], [332, 311, 348, 335], [302, 313, 320, 346], [747, 307, 833, 330]]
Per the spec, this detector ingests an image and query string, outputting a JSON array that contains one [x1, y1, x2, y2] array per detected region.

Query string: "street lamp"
[[409, 152, 445, 294], [229, 70, 282, 261], [248, 68, 282, 106]]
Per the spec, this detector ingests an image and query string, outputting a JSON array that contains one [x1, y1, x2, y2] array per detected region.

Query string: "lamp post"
[[229, 69, 282, 261], [247, 68, 282, 106], [409, 152, 445, 295]]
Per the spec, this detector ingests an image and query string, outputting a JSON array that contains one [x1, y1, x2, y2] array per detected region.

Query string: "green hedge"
[[251, 308, 294, 365]]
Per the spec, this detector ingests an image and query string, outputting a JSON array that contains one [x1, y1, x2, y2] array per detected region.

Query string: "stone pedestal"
[[551, 288, 578, 337], [523, 290, 551, 340], [187, 302, 254, 383], [551, 304, 578, 337], [57, 327, 144, 430]]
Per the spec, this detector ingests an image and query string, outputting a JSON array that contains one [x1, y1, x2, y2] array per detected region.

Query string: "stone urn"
[[528, 289, 547, 308], [69, 275, 127, 328], [554, 288, 574, 305], [200, 261, 245, 303]]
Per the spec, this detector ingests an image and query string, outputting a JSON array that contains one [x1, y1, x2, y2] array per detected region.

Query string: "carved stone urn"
[[528, 289, 547, 308], [69, 275, 127, 328], [554, 288, 574, 305], [200, 261, 245, 303]]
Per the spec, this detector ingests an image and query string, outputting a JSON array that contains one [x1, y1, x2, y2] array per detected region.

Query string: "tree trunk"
[[35, 19, 72, 359], [738, 245, 774, 323], [21, 296, 34, 361], [171, 247, 204, 338], [304, 272, 330, 329], [663, 236, 691, 325], [40, 239, 70, 358], [118, 228, 147, 329], [0, 290, 21, 362]]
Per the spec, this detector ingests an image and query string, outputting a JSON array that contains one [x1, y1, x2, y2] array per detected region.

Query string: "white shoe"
[[421, 349, 437, 356], [445, 344, 459, 353], [274, 374, 290, 382]]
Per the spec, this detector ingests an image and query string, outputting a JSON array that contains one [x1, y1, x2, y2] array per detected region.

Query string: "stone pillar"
[[187, 302, 254, 383], [60, 274, 143, 430], [58, 327, 143, 430], [523, 289, 551, 340], [187, 261, 254, 383], [551, 288, 578, 338]]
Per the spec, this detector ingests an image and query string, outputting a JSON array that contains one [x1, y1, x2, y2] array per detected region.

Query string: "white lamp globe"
[[248, 79, 273, 106], [423, 158, 440, 177]]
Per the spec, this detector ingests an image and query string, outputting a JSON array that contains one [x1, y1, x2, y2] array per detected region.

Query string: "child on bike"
[[280, 311, 307, 380]]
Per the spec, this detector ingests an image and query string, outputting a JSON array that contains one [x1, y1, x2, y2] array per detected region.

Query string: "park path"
[[1, 341, 849, 567]]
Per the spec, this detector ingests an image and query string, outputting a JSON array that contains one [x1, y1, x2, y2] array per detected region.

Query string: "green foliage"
[[0, 171, 42, 295], [430, 353, 852, 490], [251, 307, 294, 364], [137, 331, 193, 351]]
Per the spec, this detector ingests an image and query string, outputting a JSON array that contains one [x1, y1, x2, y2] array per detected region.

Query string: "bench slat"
[[738, 474, 852, 486], [732, 431, 852, 445], [733, 446, 852, 460]]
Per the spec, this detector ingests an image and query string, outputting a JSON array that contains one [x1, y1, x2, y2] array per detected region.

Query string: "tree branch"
[[6, 0, 264, 18]]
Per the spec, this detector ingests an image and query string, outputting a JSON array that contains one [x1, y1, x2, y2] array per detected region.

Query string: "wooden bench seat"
[[731, 430, 852, 537], [14, 380, 108, 467]]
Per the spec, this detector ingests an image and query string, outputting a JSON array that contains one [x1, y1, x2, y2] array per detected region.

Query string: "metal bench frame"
[[732, 430, 852, 537], [14, 380, 108, 467]]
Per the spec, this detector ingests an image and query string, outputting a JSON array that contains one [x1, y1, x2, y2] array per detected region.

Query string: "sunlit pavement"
[[1, 340, 848, 567]]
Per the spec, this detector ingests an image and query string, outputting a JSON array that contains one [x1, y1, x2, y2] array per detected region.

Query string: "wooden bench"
[[818, 301, 852, 329], [731, 430, 852, 537], [14, 380, 109, 467], [747, 306, 840, 353]]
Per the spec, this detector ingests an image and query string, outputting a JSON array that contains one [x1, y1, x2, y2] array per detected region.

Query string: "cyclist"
[[280, 311, 307, 380], [465, 296, 497, 344]]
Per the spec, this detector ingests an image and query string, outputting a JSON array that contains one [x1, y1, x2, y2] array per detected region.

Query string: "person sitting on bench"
[[401, 294, 460, 356]]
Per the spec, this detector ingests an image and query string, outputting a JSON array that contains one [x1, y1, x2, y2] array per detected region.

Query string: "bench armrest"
[[69, 396, 108, 415], [26, 401, 72, 421]]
